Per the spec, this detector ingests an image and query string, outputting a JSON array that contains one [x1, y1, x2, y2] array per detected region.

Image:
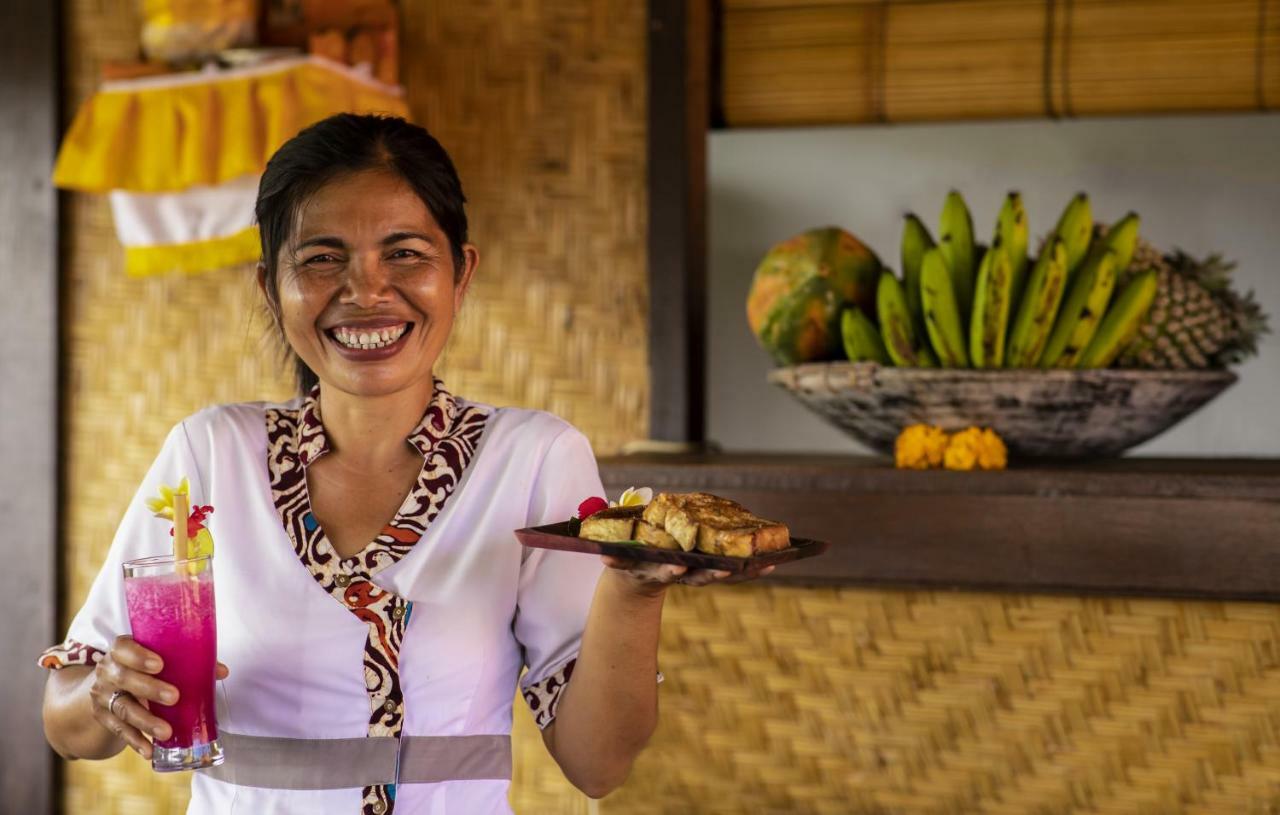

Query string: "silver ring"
[[107, 689, 128, 719]]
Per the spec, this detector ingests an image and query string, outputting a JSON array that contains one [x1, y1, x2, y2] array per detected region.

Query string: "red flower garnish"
[[169, 505, 214, 538], [577, 497, 608, 520]]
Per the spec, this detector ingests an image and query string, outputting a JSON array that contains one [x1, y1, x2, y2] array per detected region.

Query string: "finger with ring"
[[107, 689, 129, 719]]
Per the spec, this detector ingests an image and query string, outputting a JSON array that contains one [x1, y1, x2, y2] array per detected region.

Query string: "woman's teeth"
[[332, 324, 408, 350]]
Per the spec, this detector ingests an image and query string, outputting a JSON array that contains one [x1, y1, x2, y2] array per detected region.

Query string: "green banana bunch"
[[1077, 269, 1159, 368], [1097, 211, 1142, 276], [921, 246, 969, 367], [841, 307, 890, 364], [827, 194, 1145, 373], [1006, 238, 1069, 367], [1038, 212, 1141, 367], [1052, 193, 1093, 279], [1039, 250, 1118, 368], [900, 213, 934, 336], [938, 191, 976, 321], [876, 271, 933, 366], [996, 192, 1030, 312], [969, 237, 1014, 368]]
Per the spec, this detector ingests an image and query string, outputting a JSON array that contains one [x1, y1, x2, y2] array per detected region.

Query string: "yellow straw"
[[172, 490, 189, 565]]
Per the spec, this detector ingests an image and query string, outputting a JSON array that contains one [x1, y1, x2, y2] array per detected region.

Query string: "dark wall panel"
[[0, 1, 58, 813]]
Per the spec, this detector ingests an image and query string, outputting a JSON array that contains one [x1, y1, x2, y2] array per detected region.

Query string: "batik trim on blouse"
[[269, 379, 570, 814], [523, 658, 577, 730], [38, 639, 105, 669]]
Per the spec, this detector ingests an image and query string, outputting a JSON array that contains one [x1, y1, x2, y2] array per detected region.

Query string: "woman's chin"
[[325, 372, 423, 399], [314, 359, 440, 400]]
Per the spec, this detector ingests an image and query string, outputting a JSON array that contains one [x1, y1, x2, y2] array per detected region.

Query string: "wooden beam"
[[600, 454, 1280, 600], [0, 1, 58, 811], [647, 0, 710, 442]]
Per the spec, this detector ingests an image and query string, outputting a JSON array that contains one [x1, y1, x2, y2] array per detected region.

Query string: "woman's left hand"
[[600, 556, 775, 596]]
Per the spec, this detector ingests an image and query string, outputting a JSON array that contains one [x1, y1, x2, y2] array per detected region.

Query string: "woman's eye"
[[388, 248, 422, 260], [303, 253, 340, 266]]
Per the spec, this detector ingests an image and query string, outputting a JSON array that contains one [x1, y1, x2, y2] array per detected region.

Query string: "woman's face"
[[264, 169, 478, 399]]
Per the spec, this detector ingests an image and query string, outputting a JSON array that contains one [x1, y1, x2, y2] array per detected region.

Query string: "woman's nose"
[[341, 254, 393, 306]]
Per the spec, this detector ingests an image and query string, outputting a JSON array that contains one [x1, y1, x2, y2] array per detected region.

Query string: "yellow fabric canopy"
[[54, 57, 410, 194], [123, 225, 261, 278]]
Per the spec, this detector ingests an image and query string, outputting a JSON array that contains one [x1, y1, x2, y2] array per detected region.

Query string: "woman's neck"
[[316, 377, 436, 469]]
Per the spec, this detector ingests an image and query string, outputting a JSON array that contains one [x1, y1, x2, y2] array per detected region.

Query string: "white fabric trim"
[[109, 175, 259, 247], [99, 55, 404, 96]]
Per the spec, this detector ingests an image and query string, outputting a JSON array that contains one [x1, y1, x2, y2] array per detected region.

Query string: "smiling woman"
[[265, 169, 474, 403], [254, 115, 474, 398], [38, 114, 772, 815]]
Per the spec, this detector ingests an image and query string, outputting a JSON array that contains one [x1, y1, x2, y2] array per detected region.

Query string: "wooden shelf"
[[599, 455, 1280, 600]]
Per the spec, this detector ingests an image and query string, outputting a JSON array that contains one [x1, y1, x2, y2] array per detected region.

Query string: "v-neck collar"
[[293, 379, 468, 467], [265, 377, 491, 583]]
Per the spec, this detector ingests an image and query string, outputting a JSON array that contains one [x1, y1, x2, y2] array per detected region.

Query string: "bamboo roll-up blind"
[[721, 0, 1280, 127]]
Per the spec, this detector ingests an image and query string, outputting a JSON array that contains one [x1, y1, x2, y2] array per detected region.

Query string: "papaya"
[[746, 227, 882, 365]]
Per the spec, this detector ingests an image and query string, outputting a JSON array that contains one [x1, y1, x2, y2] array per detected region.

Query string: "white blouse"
[[41, 382, 607, 814]]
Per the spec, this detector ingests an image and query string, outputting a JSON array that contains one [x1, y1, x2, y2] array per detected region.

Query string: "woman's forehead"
[[293, 170, 441, 239]]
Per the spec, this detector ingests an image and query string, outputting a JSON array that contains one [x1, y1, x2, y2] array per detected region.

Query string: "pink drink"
[[123, 555, 223, 771]]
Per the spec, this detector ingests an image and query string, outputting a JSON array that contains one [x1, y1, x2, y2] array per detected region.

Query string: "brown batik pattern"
[[522, 658, 577, 730], [37, 639, 105, 670], [266, 379, 489, 814]]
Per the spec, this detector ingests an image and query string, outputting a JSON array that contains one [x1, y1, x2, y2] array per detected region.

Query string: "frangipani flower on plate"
[[611, 486, 653, 508]]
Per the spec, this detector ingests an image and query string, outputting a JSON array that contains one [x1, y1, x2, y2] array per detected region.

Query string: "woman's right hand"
[[89, 635, 177, 758], [88, 635, 229, 759]]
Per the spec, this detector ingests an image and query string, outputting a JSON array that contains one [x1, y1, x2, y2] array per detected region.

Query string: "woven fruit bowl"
[[768, 362, 1238, 458]]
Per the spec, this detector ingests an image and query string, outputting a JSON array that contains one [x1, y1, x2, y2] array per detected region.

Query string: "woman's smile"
[[326, 320, 415, 356]]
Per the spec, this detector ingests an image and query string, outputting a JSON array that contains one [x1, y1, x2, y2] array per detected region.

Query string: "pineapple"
[[1114, 237, 1268, 369]]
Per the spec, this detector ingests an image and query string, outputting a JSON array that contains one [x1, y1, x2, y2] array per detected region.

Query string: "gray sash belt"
[[200, 732, 512, 790]]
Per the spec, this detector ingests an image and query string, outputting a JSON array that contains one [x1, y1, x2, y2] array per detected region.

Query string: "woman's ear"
[[454, 244, 480, 315]]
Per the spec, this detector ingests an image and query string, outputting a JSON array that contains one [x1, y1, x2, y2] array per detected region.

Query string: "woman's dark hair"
[[255, 113, 469, 394]]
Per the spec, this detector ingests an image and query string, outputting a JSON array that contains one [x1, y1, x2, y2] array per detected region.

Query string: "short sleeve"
[[38, 420, 205, 670], [516, 426, 606, 729]]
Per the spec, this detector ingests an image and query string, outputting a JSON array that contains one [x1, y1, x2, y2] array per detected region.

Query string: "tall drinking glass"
[[122, 554, 223, 771]]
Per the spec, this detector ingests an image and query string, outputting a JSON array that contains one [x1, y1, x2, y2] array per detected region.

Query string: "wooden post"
[[646, 0, 711, 443], [0, 1, 59, 811]]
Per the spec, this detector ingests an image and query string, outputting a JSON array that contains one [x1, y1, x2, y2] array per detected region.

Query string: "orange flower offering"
[[894, 424, 949, 470], [974, 428, 1008, 471], [894, 425, 1008, 471]]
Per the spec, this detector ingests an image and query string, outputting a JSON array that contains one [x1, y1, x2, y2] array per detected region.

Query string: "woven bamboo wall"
[[609, 589, 1280, 814], [722, 0, 1280, 127], [57, 2, 1280, 815]]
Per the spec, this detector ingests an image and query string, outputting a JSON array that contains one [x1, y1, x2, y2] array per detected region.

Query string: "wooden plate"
[[514, 521, 830, 573]]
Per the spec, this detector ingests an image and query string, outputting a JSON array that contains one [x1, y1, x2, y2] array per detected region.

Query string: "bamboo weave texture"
[[721, 0, 1280, 126]]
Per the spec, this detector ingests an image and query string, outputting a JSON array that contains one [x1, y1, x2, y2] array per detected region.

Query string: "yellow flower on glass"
[[145, 476, 191, 520], [895, 424, 949, 470], [145, 477, 215, 562]]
